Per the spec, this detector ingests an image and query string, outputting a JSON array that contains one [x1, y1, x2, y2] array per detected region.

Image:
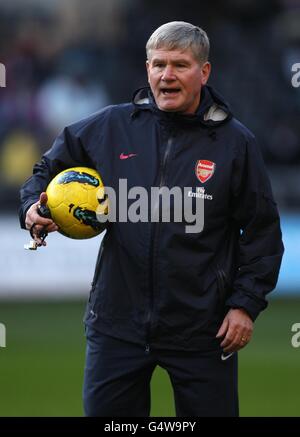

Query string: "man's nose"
[[161, 65, 176, 81]]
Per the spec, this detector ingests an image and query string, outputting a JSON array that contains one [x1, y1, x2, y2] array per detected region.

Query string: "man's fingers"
[[24, 195, 58, 249], [217, 308, 254, 353], [222, 334, 240, 352], [25, 213, 53, 230], [220, 326, 237, 348], [216, 318, 228, 338], [30, 224, 46, 243], [46, 223, 59, 233], [222, 330, 252, 353], [25, 200, 54, 230], [30, 221, 58, 239], [223, 337, 250, 353]]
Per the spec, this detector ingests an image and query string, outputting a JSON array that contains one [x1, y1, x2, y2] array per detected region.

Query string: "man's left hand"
[[216, 308, 253, 353]]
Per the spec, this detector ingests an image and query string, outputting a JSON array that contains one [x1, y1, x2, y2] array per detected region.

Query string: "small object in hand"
[[38, 204, 52, 219], [24, 240, 38, 251], [29, 223, 48, 241], [24, 204, 51, 251], [24, 224, 48, 250]]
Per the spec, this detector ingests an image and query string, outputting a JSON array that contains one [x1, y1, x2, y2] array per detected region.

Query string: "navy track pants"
[[83, 326, 238, 417]]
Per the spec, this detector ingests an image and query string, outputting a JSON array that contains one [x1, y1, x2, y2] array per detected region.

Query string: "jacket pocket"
[[88, 240, 105, 305], [216, 267, 228, 307]]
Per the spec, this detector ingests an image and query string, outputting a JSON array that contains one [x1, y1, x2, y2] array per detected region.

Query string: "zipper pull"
[[145, 344, 150, 354]]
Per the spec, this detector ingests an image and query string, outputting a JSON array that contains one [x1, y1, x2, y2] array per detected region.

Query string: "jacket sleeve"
[[225, 133, 284, 321], [19, 126, 93, 229]]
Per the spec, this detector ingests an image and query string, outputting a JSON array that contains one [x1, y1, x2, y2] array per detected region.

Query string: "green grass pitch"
[[0, 298, 299, 416]]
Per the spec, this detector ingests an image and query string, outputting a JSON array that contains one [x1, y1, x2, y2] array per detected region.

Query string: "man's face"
[[146, 48, 211, 114]]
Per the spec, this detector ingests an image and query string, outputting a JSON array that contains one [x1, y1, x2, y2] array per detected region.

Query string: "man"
[[19, 21, 284, 416]]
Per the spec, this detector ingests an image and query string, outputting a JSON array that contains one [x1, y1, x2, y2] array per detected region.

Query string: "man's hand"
[[216, 308, 253, 353], [25, 192, 58, 246]]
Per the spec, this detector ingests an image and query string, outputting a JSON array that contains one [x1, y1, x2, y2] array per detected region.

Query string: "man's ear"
[[201, 62, 211, 85], [146, 60, 150, 82]]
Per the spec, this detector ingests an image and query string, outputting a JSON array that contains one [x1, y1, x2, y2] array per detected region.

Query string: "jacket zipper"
[[146, 136, 174, 347], [159, 137, 173, 188]]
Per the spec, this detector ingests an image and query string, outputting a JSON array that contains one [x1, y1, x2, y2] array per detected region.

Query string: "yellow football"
[[46, 167, 108, 239]]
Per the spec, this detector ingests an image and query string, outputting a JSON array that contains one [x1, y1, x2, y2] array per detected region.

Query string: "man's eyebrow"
[[151, 58, 165, 63], [151, 58, 190, 64]]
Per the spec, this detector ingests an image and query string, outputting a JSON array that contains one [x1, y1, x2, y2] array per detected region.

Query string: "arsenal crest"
[[195, 160, 216, 183]]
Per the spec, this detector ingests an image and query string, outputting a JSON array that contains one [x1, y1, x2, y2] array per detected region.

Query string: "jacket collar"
[[132, 85, 232, 127]]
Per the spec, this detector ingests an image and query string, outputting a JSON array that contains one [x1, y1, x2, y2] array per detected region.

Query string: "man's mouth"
[[161, 88, 181, 95]]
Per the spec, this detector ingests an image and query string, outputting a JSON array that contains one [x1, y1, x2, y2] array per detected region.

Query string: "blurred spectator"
[[36, 75, 108, 135], [0, 130, 40, 186]]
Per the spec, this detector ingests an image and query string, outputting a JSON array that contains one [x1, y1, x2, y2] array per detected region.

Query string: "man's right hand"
[[25, 192, 59, 246]]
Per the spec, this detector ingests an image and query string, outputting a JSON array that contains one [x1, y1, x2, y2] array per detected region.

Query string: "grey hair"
[[146, 21, 210, 64]]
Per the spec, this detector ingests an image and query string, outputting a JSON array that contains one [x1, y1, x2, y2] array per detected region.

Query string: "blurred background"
[[0, 0, 299, 417]]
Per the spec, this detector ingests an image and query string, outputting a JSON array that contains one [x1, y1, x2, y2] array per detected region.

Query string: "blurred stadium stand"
[[0, 0, 299, 296]]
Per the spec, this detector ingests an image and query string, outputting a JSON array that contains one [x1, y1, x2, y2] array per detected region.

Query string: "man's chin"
[[155, 95, 182, 112], [157, 102, 181, 113]]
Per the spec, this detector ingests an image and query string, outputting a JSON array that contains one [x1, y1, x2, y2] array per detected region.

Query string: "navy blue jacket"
[[19, 86, 284, 351]]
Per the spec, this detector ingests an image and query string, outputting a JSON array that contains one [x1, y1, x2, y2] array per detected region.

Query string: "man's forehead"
[[148, 47, 195, 61]]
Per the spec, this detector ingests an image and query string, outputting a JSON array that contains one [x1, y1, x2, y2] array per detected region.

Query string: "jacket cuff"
[[225, 290, 268, 321]]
